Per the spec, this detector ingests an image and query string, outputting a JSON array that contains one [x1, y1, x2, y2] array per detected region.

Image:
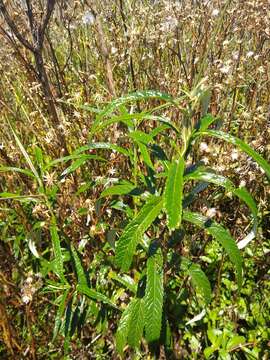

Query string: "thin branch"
[[38, 0, 56, 48], [0, 0, 34, 52]]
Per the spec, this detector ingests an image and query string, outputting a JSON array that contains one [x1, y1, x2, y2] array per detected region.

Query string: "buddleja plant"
[[2, 84, 269, 356], [82, 83, 270, 356]]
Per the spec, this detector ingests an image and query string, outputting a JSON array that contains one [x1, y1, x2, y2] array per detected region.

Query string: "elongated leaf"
[[116, 299, 136, 354], [181, 257, 211, 304], [0, 166, 35, 178], [9, 123, 43, 187], [100, 182, 136, 198], [77, 284, 117, 309], [234, 187, 258, 249], [100, 90, 176, 118], [115, 196, 163, 271], [145, 244, 164, 342], [184, 170, 258, 248], [50, 221, 66, 283], [184, 169, 234, 191], [149, 124, 171, 138], [53, 289, 69, 341], [92, 112, 179, 135], [137, 142, 154, 169], [74, 142, 130, 156], [61, 155, 105, 177], [45, 154, 100, 169], [129, 130, 153, 144], [183, 211, 243, 287], [164, 158, 185, 230], [0, 193, 40, 202], [70, 244, 88, 287], [91, 113, 140, 135], [199, 130, 270, 180], [110, 272, 137, 293], [127, 298, 145, 349]]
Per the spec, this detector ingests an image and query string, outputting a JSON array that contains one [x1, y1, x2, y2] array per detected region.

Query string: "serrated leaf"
[[145, 243, 164, 342], [164, 158, 185, 230], [110, 272, 137, 293], [183, 211, 243, 287], [181, 257, 211, 304], [116, 299, 136, 354], [70, 244, 88, 287], [50, 221, 66, 283], [77, 284, 117, 309], [127, 298, 145, 349], [115, 196, 163, 271], [199, 130, 270, 180]]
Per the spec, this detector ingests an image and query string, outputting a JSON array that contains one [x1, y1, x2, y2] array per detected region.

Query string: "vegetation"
[[0, 1, 269, 359]]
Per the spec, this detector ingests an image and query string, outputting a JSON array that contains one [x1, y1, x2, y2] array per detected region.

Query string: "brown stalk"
[[0, 0, 68, 154]]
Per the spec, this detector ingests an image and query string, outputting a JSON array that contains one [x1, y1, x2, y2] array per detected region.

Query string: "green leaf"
[[199, 130, 270, 180], [145, 243, 164, 342], [181, 257, 211, 304], [0, 193, 40, 202], [234, 187, 258, 249], [9, 123, 43, 187], [100, 182, 137, 198], [184, 169, 234, 191], [137, 141, 154, 169], [198, 114, 217, 131], [116, 299, 136, 354], [183, 211, 243, 287], [164, 158, 185, 230], [127, 298, 145, 349], [110, 272, 137, 293], [77, 284, 117, 309], [61, 154, 105, 177], [149, 124, 171, 138], [50, 221, 66, 283], [100, 90, 176, 118], [226, 335, 245, 351], [115, 196, 163, 271], [129, 130, 153, 144], [70, 244, 88, 287], [74, 142, 130, 156], [184, 170, 258, 248], [0, 166, 35, 178], [53, 289, 69, 341]]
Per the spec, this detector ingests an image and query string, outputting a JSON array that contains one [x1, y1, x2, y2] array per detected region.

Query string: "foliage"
[[0, 1, 269, 359]]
